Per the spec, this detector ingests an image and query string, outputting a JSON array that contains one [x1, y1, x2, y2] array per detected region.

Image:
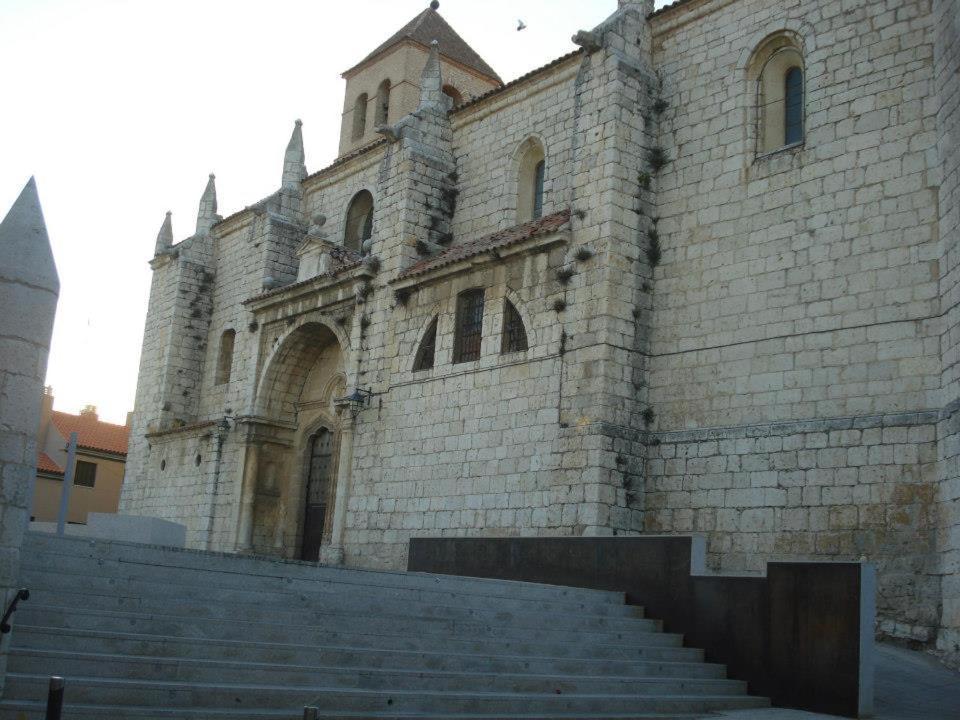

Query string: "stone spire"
[[0, 177, 59, 292], [196, 173, 218, 235], [154, 211, 173, 255], [282, 120, 307, 190], [419, 40, 444, 110]]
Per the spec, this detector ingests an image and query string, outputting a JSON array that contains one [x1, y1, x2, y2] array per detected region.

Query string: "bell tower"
[[337, 1, 502, 156]]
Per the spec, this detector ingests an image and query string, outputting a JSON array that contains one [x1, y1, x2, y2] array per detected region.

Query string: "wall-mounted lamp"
[[336, 387, 372, 417]]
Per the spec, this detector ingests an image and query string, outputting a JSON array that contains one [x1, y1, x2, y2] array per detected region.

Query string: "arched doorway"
[[301, 427, 334, 561], [241, 321, 349, 560]]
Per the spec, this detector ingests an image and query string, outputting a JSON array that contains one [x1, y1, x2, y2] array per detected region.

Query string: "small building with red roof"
[[33, 386, 130, 524]]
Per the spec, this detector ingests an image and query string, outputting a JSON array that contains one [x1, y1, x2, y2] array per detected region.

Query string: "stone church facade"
[[121, 0, 960, 662]]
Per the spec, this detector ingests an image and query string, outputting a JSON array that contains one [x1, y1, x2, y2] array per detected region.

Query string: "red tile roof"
[[50, 411, 129, 456], [346, 6, 502, 84], [37, 451, 63, 475], [399, 209, 571, 279]]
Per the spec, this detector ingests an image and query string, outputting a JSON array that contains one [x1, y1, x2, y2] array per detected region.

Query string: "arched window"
[[751, 35, 805, 153], [784, 67, 804, 146], [215, 329, 235, 385], [501, 300, 528, 354], [352, 93, 368, 140], [442, 84, 463, 107], [516, 138, 546, 223], [375, 79, 391, 126], [413, 317, 438, 372], [344, 190, 374, 253], [453, 289, 485, 364]]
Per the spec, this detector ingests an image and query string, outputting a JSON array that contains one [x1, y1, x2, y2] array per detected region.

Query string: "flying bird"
[[517, 20, 527, 31]]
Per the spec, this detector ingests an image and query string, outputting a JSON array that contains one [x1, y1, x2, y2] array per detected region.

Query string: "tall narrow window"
[[375, 79, 391, 125], [453, 289, 485, 364], [533, 160, 545, 220], [413, 317, 438, 371], [215, 329, 235, 385], [344, 190, 374, 253], [501, 300, 528, 354], [516, 138, 546, 223], [352, 93, 368, 140], [784, 67, 804, 146]]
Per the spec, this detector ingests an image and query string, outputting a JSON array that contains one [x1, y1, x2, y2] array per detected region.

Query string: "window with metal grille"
[[453, 289, 485, 363], [413, 317, 438, 371], [784, 67, 804, 145], [74, 460, 97, 488], [533, 160, 545, 220], [501, 300, 528, 354]]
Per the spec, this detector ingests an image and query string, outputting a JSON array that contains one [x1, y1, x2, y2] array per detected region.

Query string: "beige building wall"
[[33, 454, 125, 524]]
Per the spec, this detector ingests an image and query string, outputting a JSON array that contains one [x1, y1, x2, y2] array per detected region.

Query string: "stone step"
[[14, 605, 685, 657], [3, 675, 770, 714], [25, 533, 619, 606], [5, 649, 746, 696], [12, 625, 710, 671], [19, 557, 625, 619], [0, 701, 722, 719], [20, 585, 652, 633]]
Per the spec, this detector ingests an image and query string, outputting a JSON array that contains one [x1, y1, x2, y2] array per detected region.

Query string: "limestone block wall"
[[934, 0, 960, 664], [646, 0, 942, 642]]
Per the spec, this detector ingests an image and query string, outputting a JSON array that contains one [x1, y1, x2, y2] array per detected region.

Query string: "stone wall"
[[934, 0, 960, 665], [0, 180, 58, 692], [646, 0, 943, 643]]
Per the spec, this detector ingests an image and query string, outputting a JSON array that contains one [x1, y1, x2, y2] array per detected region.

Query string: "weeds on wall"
[[553, 299, 567, 313], [638, 171, 651, 190], [248, 321, 259, 333], [646, 227, 661, 267], [556, 266, 575, 285], [574, 247, 594, 263], [648, 147, 669, 172], [415, 239, 431, 256], [642, 407, 656, 428], [364, 255, 381, 273], [653, 98, 669, 115], [394, 287, 412, 307]]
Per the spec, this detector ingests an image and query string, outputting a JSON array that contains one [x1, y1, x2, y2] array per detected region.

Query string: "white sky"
[[0, 0, 669, 424]]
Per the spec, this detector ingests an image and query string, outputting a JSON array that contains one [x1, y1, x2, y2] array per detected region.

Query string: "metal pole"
[[302, 707, 318, 720], [56, 432, 78, 535], [45, 676, 64, 720]]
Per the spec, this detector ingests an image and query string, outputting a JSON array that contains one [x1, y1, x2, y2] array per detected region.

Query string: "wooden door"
[[300, 429, 333, 561]]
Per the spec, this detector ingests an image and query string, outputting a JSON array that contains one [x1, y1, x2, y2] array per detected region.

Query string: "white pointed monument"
[[0, 177, 59, 693], [196, 173, 218, 235], [155, 211, 173, 255], [0, 178, 59, 292], [282, 120, 307, 190]]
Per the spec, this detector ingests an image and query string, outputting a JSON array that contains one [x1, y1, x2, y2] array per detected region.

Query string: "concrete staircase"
[[0, 532, 769, 718]]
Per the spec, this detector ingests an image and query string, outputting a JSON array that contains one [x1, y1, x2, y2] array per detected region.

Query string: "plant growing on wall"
[[648, 147, 669, 172], [646, 227, 661, 267], [556, 266, 575, 285], [642, 407, 656, 428], [553, 298, 567, 313], [574, 247, 593, 263]]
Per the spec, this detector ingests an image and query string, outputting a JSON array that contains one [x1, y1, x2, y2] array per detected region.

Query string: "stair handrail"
[[1, 587, 29, 634]]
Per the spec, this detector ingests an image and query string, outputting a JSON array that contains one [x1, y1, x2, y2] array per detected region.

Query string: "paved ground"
[[704, 642, 960, 719]]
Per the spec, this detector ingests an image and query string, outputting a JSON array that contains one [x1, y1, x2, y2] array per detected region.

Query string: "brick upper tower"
[[337, 1, 502, 156]]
